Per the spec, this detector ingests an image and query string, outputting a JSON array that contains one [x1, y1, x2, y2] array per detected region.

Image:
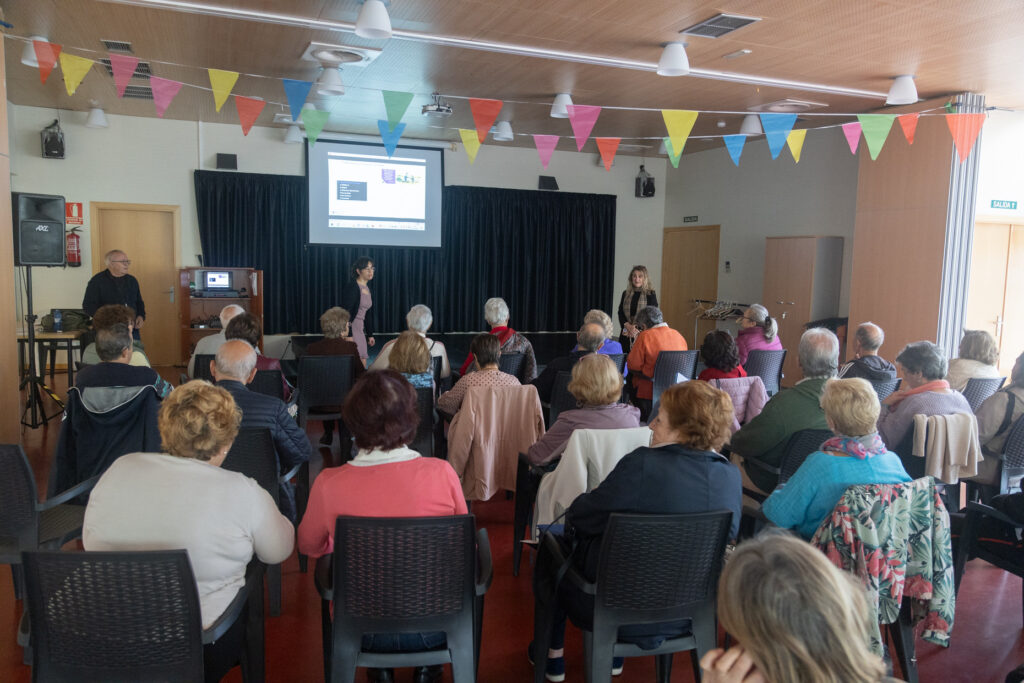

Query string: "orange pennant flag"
[[33, 40, 62, 84], [469, 98, 503, 143], [946, 113, 985, 163], [234, 96, 266, 136], [595, 137, 620, 171], [897, 113, 920, 145]]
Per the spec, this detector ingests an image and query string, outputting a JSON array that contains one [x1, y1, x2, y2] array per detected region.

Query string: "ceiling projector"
[[421, 93, 453, 117]]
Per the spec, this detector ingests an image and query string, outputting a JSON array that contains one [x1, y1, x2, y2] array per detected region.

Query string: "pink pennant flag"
[[596, 138, 620, 171], [898, 113, 920, 145], [33, 40, 62, 84], [533, 135, 558, 169], [841, 122, 861, 155], [946, 113, 986, 163], [149, 77, 183, 118], [234, 96, 266, 136], [566, 104, 601, 151], [108, 53, 140, 97]]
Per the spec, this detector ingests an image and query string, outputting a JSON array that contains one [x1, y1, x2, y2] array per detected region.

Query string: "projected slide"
[[328, 152, 426, 230]]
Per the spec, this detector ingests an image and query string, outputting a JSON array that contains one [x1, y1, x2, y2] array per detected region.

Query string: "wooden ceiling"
[[3, 0, 1023, 154]]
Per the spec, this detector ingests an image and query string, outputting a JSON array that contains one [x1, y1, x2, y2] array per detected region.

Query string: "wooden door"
[[91, 203, 181, 366], [763, 237, 817, 385], [1003, 226, 1024, 376], [967, 222, 1024, 377], [661, 226, 719, 347]]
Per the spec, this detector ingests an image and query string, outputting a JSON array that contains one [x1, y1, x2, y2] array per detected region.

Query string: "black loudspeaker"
[[216, 153, 237, 169], [538, 175, 559, 191], [12, 192, 66, 266]]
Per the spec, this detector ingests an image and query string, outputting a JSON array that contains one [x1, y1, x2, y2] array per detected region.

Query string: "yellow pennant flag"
[[787, 129, 807, 163], [208, 69, 239, 112], [59, 53, 94, 96], [662, 110, 699, 157], [459, 128, 481, 164]]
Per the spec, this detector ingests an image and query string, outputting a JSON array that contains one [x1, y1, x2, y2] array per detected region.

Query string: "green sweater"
[[729, 377, 830, 492]]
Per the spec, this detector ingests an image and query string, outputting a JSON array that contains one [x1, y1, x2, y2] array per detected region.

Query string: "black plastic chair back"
[[605, 353, 626, 375], [22, 549, 205, 682], [193, 354, 215, 382], [0, 444, 41, 560], [652, 350, 697, 404], [296, 355, 355, 427], [411, 387, 437, 458], [223, 428, 279, 504], [999, 417, 1024, 495], [867, 377, 902, 402], [778, 429, 835, 484], [430, 355, 443, 386], [499, 352, 525, 381], [744, 349, 786, 396], [548, 372, 577, 425], [249, 370, 285, 401], [290, 335, 325, 360], [963, 376, 1006, 412]]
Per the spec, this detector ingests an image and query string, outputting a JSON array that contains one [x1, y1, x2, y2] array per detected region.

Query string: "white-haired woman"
[[736, 303, 782, 366], [370, 304, 451, 378], [570, 309, 623, 356], [457, 297, 537, 381]]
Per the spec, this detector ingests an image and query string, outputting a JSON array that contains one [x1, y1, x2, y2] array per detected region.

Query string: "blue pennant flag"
[[378, 120, 406, 157], [723, 135, 746, 166], [759, 113, 798, 159], [282, 79, 313, 121]]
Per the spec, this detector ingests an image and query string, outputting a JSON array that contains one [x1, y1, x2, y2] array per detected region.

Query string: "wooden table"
[[18, 329, 85, 386]]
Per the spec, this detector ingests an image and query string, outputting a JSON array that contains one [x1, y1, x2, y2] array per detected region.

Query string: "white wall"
[[975, 109, 1024, 221], [662, 129, 860, 321]]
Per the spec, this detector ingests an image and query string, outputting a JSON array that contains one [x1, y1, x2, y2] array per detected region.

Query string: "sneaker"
[[612, 657, 624, 676], [527, 642, 566, 683]]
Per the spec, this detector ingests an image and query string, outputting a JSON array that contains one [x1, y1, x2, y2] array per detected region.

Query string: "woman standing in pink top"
[[736, 303, 783, 366]]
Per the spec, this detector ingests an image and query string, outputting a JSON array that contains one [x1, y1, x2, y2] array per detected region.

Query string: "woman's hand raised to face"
[[700, 647, 766, 683]]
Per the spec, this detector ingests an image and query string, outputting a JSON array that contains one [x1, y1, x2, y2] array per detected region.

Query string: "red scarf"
[[458, 326, 517, 375]]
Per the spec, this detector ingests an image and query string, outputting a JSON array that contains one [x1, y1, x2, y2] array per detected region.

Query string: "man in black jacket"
[[530, 323, 605, 403], [838, 322, 897, 380], [82, 249, 145, 340], [212, 340, 312, 521]]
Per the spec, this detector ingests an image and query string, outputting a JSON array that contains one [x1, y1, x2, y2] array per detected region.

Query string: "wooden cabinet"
[[178, 267, 264, 364], [763, 236, 843, 386]]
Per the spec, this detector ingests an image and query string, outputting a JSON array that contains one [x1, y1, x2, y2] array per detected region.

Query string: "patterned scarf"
[[624, 289, 648, 324], [820, 432, 888, 460]]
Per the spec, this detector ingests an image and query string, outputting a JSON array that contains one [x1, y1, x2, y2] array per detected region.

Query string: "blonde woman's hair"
[[583, 309, 614, 340], [568, 354, 623, 406], [389, 330, 431, 374], [820, 378, 880, 437], [626, 265, 654, 294], [320, 307, 351, 339], [158, 381, 241, 461], [718, 533, 887, 683]]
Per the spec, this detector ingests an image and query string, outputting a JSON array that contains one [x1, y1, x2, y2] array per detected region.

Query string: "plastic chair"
[[411, 386, 438, 458], [296, 355, 356, 432], [532, 511, 733, 683], [953, 499, 1024, 623], [22, 549, 264, 682], [193, 353, 216, 382], [867, 377, 902, 402], [547, 371, 577, 426], [249, 369, 286, 401], [744, 349, 787, 396], [498, 352, 525, 381], [968, 417, 1024, 503], [651, 350, 698, 403], [605, 353, 626, 375], [512, 454, 557, 577], [315, 515, 493, 683], [778, 428, 834, 484], [963, 376, 1006, 412], [290, 335, 325, 360]]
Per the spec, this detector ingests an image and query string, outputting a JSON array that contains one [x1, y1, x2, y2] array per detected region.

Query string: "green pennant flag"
[[301, 108, 331, 145], [856, 114, 896, 161], [663, 137, 683, 168], [381, 90, 414, 131]]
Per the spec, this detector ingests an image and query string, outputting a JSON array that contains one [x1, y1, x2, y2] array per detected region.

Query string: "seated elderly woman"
[[526, 354, 640, 466], [762, 378, 911, 538], [437, 333, 520, 416], [457, 297, 537, 381], [698, 329, 747, 381], [81, 303, 150, 366], [532, 380, 741, 681], [570, 309, 623, 356], [946, 329, 1002, 391], [297, 369, 466, 683], [701, 533, 888, 683], [877, 340, 972, 451], [736, 303, 783, 366], [370, 304, 451, 378], [974, 350, 1024, 485], [388, 330, 435, 389], [308, 306, 366, 445], [625, 306, 688, 419], [83, 381, 294, 682]]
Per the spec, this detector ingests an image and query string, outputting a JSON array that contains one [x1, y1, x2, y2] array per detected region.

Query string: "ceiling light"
[[85, 105, 109, 129], [492, 120, 514, 142], [550, 93, 573, 118], [21, 36, 48, 67], [886, 75, 918, 106], [739, 114, 762, 136], [657, 42, 689, 77], [284, 123, 303, 144], [316, 65, 345, 96], [355, 0, 392, 40]]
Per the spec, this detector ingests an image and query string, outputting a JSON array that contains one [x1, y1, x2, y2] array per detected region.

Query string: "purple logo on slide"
[[381, 169, 396, 184]]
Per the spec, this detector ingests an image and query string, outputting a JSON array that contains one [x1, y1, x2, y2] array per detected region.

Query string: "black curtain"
[[195, 171, 616, 335]]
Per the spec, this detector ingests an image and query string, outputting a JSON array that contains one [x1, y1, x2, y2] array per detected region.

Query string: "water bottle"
[[53, 308, 62, 332]]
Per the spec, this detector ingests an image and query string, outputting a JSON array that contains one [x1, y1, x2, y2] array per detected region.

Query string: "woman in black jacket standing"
[[617, 265, 658, 353], [340, 256, 376, 366]]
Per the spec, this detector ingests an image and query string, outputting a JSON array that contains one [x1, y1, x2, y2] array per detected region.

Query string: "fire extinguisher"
[[66, 227, 82, 267]]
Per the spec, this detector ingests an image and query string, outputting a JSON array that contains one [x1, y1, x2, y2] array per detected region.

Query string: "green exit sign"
[[991, 199, 1018, 210]]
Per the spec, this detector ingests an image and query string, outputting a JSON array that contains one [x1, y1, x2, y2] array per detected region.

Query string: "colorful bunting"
[[301, 108, 330, 145], [108, 53, 139, 97], [595, 137, 620, 171], [759, 113, 798, 159], [33, 40, 61, 84], [377, 120, 406, 157], [841, 122, 861, 155], [282, 79, 313, 121], [662, 110, 699, 157], [58, 53, 93, 96], [722, 135, 746, 166], [566, 105, 601, 151], [234, 96, 265, 136], [946, 113, 986, 163], [150, 77, 183, 118], [663, 137, 683, 169], [857, 114, 895, 160], [533, 135, 558, 169], [459, 128, 481, 164], [787, 129, 807, 163], [469, 98, 503, 143], [897, 113, 920, 145], [382, 90, 414, 131], [208, 68, 239, 112]]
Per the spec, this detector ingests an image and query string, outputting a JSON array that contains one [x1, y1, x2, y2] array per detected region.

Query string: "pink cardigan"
[[736, 327, 783, 366]]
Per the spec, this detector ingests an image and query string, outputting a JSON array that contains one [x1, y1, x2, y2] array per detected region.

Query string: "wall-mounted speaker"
[[12, 192, 66, 266], [538, 175, 559, 191], [216, 153, 238, 170]]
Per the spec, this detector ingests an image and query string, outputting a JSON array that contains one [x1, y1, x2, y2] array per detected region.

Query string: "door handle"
[[166, 287, 175, 304]]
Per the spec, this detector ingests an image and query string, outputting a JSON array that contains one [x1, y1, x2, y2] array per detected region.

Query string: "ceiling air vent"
[[99, 58, 152, 79], [123, 85, 154, 100], [101, 39, 134, 53], [680, 14, 760, 39]]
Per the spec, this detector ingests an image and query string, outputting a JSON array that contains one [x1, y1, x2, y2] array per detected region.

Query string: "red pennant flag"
[[33, 40, 62, 84], [946, 113, 986, 163], [469, 98, 503, 143], [108, 53, 140, 97], [595, 138, 620, 171], [234, 96, 266, 136], [897, 113, 920, 145]]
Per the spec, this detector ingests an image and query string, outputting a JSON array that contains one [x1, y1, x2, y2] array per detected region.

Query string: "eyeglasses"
[[111, 259, 131, 265]]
